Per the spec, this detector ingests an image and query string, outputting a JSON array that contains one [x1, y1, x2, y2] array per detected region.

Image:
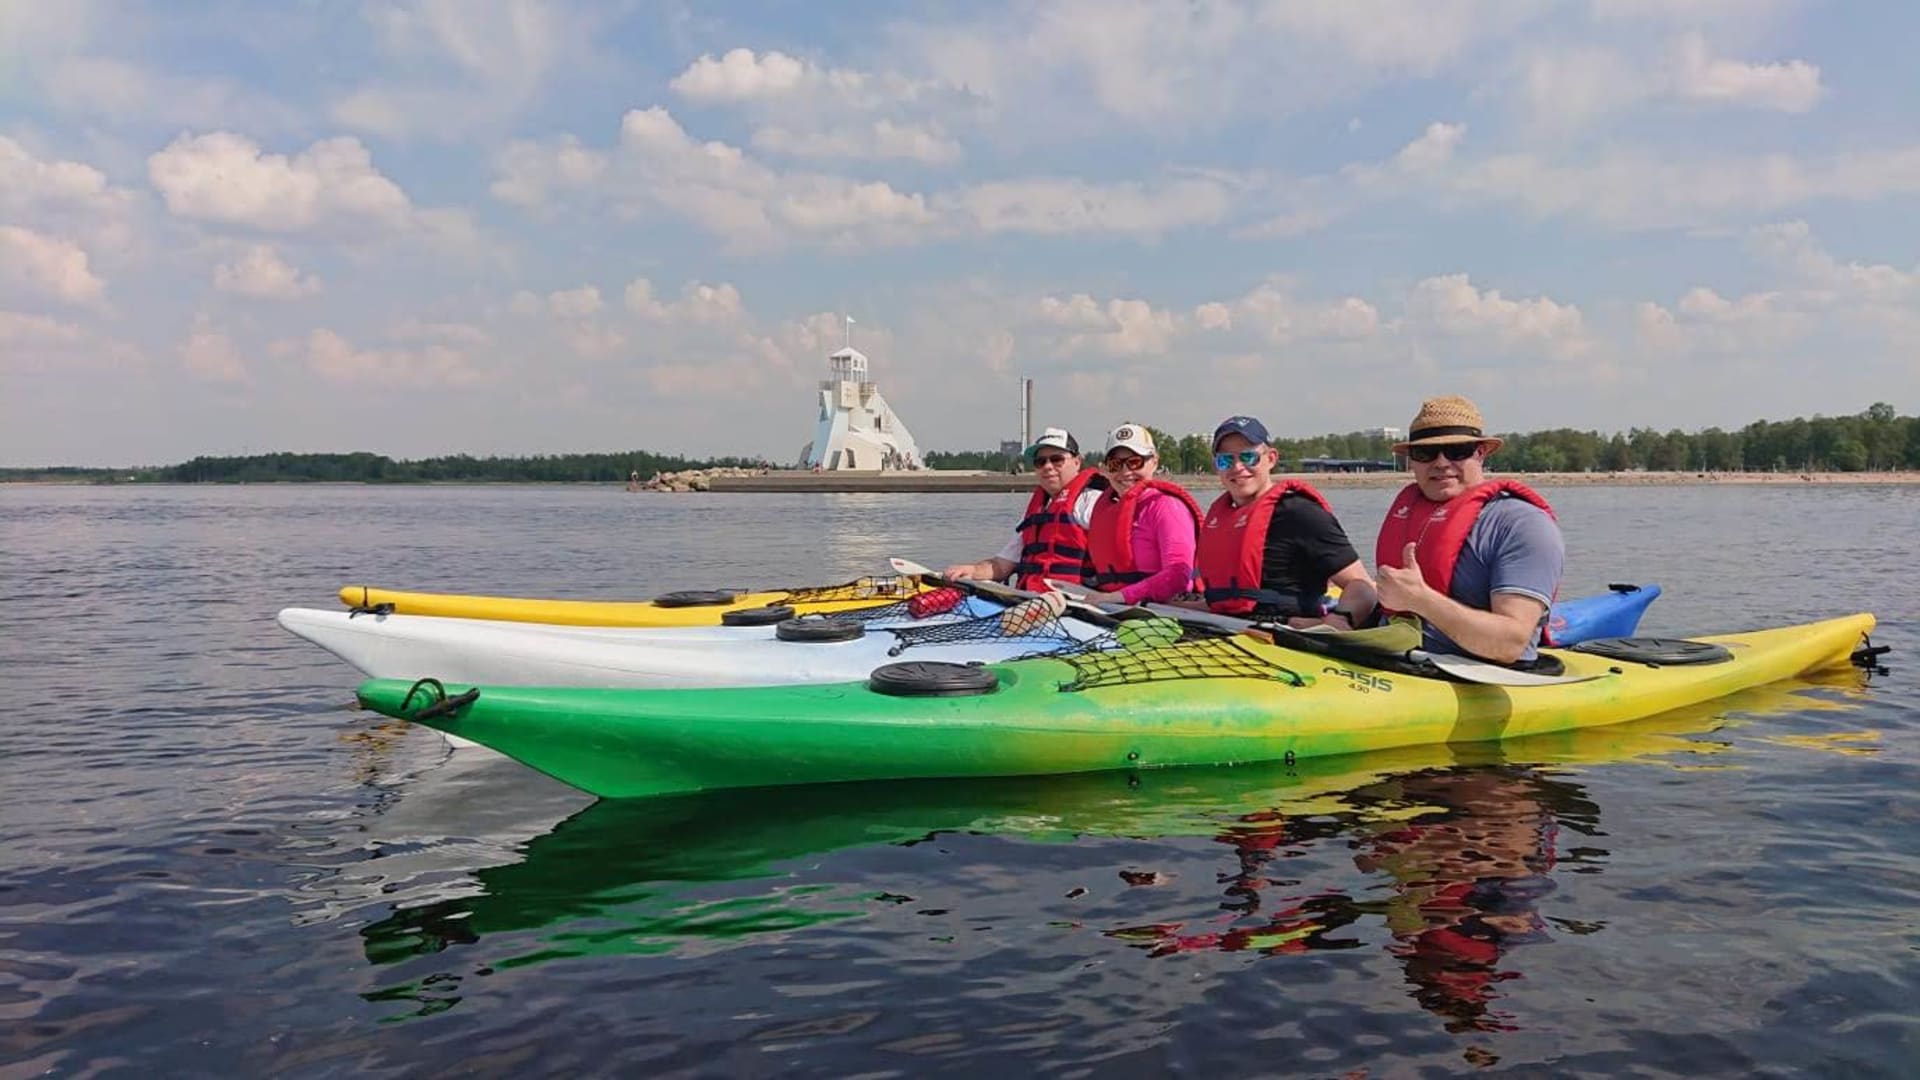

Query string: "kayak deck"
[[338, 576, 923, 628]]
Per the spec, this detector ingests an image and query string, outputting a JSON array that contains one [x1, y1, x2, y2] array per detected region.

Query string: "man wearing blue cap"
[[1188, 415, 1377, 627], [943, 427, 1103, 591]]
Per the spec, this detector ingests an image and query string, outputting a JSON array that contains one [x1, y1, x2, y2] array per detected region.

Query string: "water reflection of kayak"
[[357, 668, 1867, 985]]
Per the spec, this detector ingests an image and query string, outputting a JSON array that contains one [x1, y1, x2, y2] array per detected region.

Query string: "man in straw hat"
[[945, 427, 1103, 591], [1373, 395, 1564, 666]]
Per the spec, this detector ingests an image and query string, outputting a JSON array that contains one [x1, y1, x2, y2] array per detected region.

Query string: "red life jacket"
[[1194, 481, 1335, 615], [1011, 469, 1097, 591], [1375, 479, 1558, 632], [1085, 478, 1202, 589]]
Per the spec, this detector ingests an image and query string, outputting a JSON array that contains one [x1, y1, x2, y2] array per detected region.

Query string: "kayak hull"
[[282, 599, 1095, 688], [353, 613, 1874, 799]]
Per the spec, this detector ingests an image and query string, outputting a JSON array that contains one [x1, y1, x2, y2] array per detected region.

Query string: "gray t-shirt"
[[1424, 498, 1565, 662]]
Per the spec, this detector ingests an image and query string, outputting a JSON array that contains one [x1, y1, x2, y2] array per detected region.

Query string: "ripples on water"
[[1, 484, 1915, 1075]]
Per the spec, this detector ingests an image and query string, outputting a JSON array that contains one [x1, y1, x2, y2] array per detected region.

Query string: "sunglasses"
[[1106, 455, 1151, 471], [1033, 453, 1071, 467], [1213, 449, 1266, 471], [1408, 443, 1482, 464]]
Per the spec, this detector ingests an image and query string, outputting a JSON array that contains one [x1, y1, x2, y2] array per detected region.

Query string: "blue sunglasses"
[[1213, 449, 1266, 471]]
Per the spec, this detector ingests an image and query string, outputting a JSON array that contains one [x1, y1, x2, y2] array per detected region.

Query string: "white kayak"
[[276, 599, 1112, 690]]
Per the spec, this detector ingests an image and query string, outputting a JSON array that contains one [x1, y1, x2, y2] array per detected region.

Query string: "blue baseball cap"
[[1212, 415, 1272, 449]]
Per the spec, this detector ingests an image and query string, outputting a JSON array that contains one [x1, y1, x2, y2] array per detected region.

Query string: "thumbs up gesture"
[[1376, 542, 1429, 614]]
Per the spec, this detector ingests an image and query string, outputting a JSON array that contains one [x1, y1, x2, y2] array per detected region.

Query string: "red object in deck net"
[[907, 586, 965, 618]]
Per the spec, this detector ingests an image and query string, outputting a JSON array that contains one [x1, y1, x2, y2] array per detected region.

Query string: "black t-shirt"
[[1253, 495, 1361, 618]]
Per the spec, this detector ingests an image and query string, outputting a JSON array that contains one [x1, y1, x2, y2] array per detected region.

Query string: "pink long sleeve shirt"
[[1117, 490, 1197, 605]]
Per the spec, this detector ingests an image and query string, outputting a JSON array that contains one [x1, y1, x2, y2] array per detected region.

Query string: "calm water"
[[2, 483, 1915, 1077]]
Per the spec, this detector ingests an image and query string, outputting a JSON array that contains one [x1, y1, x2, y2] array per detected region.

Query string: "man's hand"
[[942, 563, 980, 580], [1375, 542, 1430, 614]]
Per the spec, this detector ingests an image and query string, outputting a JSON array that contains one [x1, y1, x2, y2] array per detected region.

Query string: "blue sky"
[[3, 0, 1916, 466]]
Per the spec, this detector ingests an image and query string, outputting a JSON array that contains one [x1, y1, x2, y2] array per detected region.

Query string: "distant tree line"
[[0, 450, 769, 484], [6, 404, 1913, 483], [944, 403, 1920, 475]]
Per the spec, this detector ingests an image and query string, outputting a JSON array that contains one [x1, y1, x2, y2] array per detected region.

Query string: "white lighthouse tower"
[[800, 318, 923, 471]]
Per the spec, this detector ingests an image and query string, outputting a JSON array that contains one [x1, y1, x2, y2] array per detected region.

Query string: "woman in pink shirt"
[[1076, 424, 1201, 606]]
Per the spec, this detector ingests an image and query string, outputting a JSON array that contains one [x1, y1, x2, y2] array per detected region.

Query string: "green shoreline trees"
[[5, 403, 1914, 482]]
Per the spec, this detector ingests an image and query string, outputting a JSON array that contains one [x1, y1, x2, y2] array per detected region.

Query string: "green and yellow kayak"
[[337, 574, 923, 628], [354, 612, 1874, 799]]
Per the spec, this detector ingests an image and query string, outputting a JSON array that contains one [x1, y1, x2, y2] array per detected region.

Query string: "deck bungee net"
[[1055, 634, 1307, 693], [777, 574, 920, 605]]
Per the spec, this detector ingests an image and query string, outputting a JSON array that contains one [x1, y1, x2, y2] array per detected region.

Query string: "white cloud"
[[490, 135, 608, 207], [212, 245, 320, 299], [1749, 220, 1920, 302], [41, 55, 301, 132], [0, 309, 142, 373], [0, 225, 106, 304], [1424, 144, 1920, 229], [145, 132, 483, 253], [622, 279, 746, 323], [751, 120, 963, 165], [669, 48, 961, 112], [277, 328, 481, 388], [389, 319, 491, 346], [1589, 0, 1800, 25], [1638, 224, 1914, 360], [671, 48, 977, 167], [1406, 274, 1589, 355], [546, 286, 603, 319], [561, 323, 626, 358], [1036, 294, 1181, 358], [1672, 33, 1823, 112], [147, 133, 410, 231], [179, 315, 247, 382], [1393, 122, 1467, 172], [671, 49, 817, 103], [945, 177, 1232, 236], [901, 0, 1546, 133], [0, 135, 132, 218], [1218, 281, 1383, 344], [1516, 34, 1823, 130], [330, 0, 587, 139]]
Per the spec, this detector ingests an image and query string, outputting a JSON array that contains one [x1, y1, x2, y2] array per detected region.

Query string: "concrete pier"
[[709, 471, 1033, 493]]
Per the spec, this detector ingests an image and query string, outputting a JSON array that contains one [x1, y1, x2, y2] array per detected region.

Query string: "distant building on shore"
[[797, 328, 923, 471], [1299, 456, 1401, 473]]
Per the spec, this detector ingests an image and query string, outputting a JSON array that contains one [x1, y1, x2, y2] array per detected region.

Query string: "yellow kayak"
[[338, 574, 924, 628]]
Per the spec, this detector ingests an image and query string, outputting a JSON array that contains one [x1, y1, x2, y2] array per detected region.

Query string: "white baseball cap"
[[1103, 423, 1156, 458], [1022, 427, 1079, 463]]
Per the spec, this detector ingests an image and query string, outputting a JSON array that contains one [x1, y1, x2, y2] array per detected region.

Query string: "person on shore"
[[1373, 395, 1564, 665], [943, 428, 1101, 591], [1073, 424, 1201, 606], [1189, 416, 1378, 628]]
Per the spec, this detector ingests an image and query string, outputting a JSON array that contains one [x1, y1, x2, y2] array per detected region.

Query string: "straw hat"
[[1392, 395, 1504, 454]]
